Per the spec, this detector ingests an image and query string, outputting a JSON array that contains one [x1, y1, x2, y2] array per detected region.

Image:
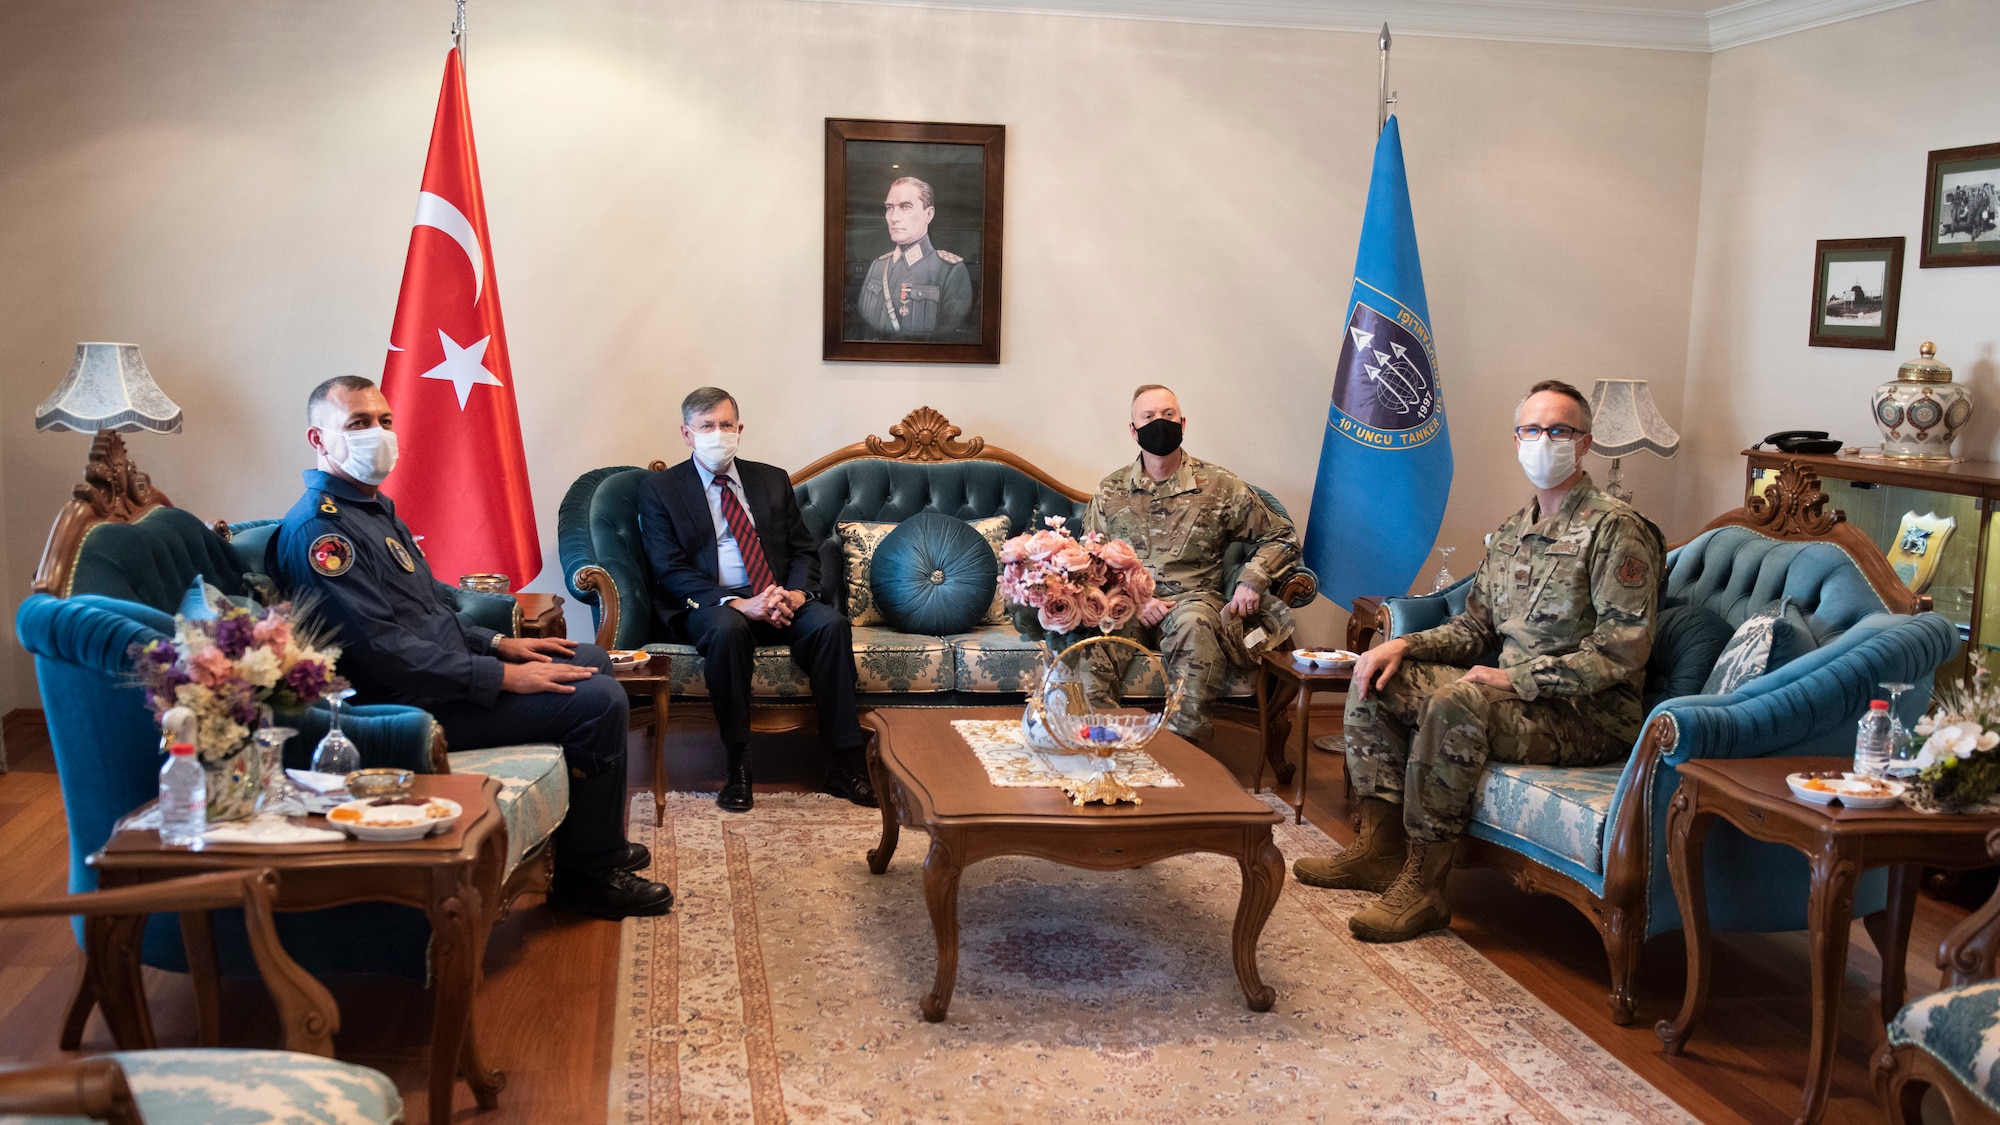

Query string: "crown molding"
[[797, 0, 1937, 52]]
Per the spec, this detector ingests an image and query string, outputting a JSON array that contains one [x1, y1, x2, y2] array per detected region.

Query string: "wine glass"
[[1880, 680, 1918, 776], [253, 724, 307, 817], [311, 688, 359, 777], [1431, 546, 1458, 593]]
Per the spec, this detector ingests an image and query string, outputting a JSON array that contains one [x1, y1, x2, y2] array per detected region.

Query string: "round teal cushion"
[[870, 514, 1000, 636]]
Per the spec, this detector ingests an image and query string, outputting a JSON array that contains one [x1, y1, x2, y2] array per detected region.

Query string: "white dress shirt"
[[694, 460, 756, 591]]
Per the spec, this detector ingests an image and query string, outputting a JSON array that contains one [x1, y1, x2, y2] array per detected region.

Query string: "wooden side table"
[[614, 654, 672, 825], [90, 773, 509, 1125], [512, 592, 567, 639], [1654, 756, 2000, 1125], [1253, 651, 1351, 824]]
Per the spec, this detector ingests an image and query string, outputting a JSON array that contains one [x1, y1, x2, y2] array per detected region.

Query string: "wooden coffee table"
[[1655, 756, 2000, 1125], [90, 773, 508, 1125], [862, 706, 1285, 1022]]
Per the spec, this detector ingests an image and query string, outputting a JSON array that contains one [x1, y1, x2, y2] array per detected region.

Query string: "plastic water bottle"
[[1854, 700, 1893, 779], [159, 742, 206, 849]]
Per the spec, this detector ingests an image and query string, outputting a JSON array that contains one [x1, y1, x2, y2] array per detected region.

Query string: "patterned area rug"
[[609, 792, 1693, 1125]]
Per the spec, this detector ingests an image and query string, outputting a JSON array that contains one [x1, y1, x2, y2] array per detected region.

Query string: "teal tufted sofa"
[[12, 434, 567, 1044], [1353, 464, 1961, 1024], [558, 408, 1318, 720]]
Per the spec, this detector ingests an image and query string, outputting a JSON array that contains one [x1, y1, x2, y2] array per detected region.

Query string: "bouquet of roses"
[[998, 516, 1156, 640], [1903, 655, 2000, 812], [132, 592, 347, 762]]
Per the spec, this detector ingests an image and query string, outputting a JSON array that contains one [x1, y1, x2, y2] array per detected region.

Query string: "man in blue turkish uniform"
[[636, 386, 875, 814], [273, 375, 673, 920]]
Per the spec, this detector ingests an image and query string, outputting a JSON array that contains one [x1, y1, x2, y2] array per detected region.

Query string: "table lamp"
[[34, 343, 183, 434], [1588, 378, 1679, 504]]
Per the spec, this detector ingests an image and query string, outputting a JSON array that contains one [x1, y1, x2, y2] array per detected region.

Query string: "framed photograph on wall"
[[824, 118, 1004, 364], [1809, 237, 1904, 350], [1921, 142, 2000, 268]]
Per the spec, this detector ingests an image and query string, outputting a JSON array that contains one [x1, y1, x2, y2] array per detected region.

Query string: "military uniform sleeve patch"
[[309, 533, 356, 577], [1617, 554, 1649, 588], [318, 497, 339, 515], [385, 536, 417, 573]]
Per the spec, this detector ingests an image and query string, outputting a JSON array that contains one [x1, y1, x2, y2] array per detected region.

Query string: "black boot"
[[548, 764, 673, 920], [615, 841, 652, 873], [717, 744, 754, 813], [550, 868, 674, 920]]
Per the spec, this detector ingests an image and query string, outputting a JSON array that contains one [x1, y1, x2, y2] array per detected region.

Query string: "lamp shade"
[[34, 343, 183, 434], [1588, 379, 1679, 459]]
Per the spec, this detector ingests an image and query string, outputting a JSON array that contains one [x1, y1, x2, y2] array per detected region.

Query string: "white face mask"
[[326, 426, 399, 486], [692, 428, 740, 474], [1516, 434, 1577, 491]]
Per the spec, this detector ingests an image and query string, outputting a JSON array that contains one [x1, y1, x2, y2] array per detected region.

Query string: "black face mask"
[[1135, 418, 1184, 457]]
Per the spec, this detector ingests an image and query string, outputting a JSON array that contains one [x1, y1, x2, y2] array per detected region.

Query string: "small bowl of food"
[[1292, 648, 1360, 670], [326, 796, 464, 841], [607, 649, 650, 671], [1785, 772, 1905, 809], [345, 768, 415, 799]]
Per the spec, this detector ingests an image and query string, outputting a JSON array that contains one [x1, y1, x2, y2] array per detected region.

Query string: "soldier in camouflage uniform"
[[1083, 385, 1298, 742], [1296, 380, 1663, 944]]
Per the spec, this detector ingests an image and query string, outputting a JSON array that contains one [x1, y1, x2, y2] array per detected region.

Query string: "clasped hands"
[[1349, 637, 1515, 701], [1136, 582, 1263, 628], [733, 583, 807, 626]]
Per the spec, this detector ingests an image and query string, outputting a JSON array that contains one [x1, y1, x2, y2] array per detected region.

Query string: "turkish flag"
[[379, 48, 541, 588]]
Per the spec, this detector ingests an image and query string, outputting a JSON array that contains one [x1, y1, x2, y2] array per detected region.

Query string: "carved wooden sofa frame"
[[1346, 463, 1935, 1023]]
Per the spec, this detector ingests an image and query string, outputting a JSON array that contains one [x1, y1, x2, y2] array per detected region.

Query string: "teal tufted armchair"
[[558, 408, 1318, 713], [1349, 464, 1960, 1024]]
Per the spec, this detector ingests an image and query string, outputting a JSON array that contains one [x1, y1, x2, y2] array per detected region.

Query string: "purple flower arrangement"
[[132, 593, 347, 762]]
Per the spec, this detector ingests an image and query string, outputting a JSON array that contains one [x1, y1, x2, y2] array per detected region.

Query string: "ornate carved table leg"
[[426, 866, 488, 1123], [1264, 675, 1300, 791], [82, 913, 153, 1050], [1795, 842, 1863, 1125], [457, 835, 508, 1110], [1656, 785, 1714, 1055], [177, 910, 222, 1047], [1871, 864, 1920, 1025], [1292, 680, 1315, 824], [59, 969, 95, 1051], [1233, 827, 1284, 1012], [866, 730, 899, 875], [650, 681, 670, 827], [920, 832, 963, 1023]]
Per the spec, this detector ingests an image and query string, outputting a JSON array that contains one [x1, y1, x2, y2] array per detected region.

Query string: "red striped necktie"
[[714, 477, 776, 592]]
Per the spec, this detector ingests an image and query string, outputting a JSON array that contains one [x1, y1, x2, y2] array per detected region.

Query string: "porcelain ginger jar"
[[1873, 342, 1970, 461]]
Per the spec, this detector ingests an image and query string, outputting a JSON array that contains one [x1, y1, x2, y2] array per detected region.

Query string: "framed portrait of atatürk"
[[1921, 142, 2000, 268], [824, 118, 1004, 364], [1809, 236, 1904, 350]]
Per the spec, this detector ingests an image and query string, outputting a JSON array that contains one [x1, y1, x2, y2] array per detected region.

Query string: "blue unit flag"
[[1303, 115, 1453, 611]]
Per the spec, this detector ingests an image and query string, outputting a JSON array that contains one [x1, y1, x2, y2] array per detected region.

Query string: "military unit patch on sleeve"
[[384, 536, 417, 573], [1617, 554, 1649, 588], [309, 533, 356, 577], [318, 497, 339, 515]]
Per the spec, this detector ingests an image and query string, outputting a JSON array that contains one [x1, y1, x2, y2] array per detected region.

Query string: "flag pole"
[[452, 0, 467, 60], [1377, 23, 1396, 134]]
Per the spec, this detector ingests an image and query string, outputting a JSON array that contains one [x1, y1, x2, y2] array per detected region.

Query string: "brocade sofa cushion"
[[1470, 762, 1626, 873], [0, 1049, 403, 1125], [448, 744, 568, 877], [944, 624, 1258, 698], [870, 513, 1000, 636], [1703, 597, 1815, 696], [1888, 977, 2000, 1112], [644, 627, 955, 696]]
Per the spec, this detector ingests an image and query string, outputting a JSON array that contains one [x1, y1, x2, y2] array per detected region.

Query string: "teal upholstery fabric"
[[1472, 763, 1625, 873], [1383, 524, 1961, 944], [0, 1049, 404, 1124], [870, 513, 999, 636], [449, 744, 568, 876], [1644, 604, 1734, 712], [1888, 978, 2000, 1112], [66, 507, 251, 610]]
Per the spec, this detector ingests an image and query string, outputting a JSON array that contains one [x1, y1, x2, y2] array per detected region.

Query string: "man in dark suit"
[[638, 387, 876, 813]]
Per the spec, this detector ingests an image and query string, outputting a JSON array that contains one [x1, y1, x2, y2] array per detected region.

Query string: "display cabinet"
[[1745, 449, 1996, 675]]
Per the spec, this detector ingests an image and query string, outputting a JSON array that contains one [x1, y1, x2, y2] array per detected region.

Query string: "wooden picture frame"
[[1921, 142, 2000, 268], [823, 118, 1004, 364], [1808, 236, 1903, 350]]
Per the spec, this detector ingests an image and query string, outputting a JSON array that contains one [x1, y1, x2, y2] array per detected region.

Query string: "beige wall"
[[1676, 0, 2000, 532], [0, 1, 1712, 711]]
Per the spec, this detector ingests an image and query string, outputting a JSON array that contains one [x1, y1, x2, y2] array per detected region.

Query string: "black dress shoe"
[[615, 841, 652, 873], [825, 765, 878, 808], [548, 869, 674, 920], [717, 764, 754, 813]]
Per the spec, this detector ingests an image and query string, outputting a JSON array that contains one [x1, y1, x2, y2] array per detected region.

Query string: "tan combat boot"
[[1347, 840, 1456, 942], [1293, 797, 1407, 892]]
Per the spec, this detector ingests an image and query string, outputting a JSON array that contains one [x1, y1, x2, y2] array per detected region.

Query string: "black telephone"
[[1758, 430, 1844, 455]]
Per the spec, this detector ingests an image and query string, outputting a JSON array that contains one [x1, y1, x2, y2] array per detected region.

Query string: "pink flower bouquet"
[[999, 516, 1155, 642], [133, 594, 347, 763]]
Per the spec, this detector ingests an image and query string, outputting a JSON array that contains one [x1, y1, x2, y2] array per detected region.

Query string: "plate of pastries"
[[326, 796, 464, 841]]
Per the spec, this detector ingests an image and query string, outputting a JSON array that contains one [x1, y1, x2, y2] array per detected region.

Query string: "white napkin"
[[202, 817, 346, 845], [286, 768, 349, 794]]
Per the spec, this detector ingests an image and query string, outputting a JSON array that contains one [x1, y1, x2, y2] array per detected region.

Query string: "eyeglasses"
[[1515, 425, 1588, 442], [689, 421, 741, 434]]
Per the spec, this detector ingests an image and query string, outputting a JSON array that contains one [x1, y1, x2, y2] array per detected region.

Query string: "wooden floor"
[[0, 713, 1970, 1124]]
